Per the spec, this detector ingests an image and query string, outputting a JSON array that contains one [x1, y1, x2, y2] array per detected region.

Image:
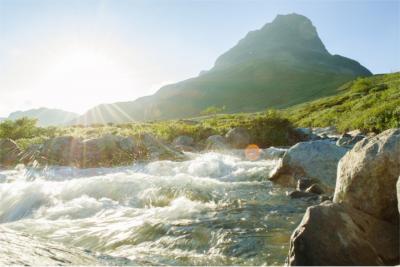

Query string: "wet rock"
[[312, 126, 338, 138], [287, 202, 399, 266], [289, 190, 318, 199], [20, 144, 42, 165], [0, 226, 99, 265], [336, 132, 365, 148], [0, 139, 21, 167], [269, 140, 348, 190], [263, 147, 287, 160], [140, 133, 186, 161], [172, 135, 194, 147], [296, 178, 315, 191], [305, 184, 324, 195], [206, 135, 230, 150], [334, 128, 400, 224], [40, 136, 83, 166], [225, 127, 250, 148]]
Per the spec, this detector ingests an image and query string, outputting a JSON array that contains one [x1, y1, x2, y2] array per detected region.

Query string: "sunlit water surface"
[[0, 151, 310, 265]]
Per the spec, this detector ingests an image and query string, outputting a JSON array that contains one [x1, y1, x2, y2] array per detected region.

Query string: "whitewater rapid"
[[0, 151, 310, 265]]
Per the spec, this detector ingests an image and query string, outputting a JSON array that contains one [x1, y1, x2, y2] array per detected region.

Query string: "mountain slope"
[[285, 72, 400, 132], [74, 13, 371, 125], [8, 108, 79, 127]]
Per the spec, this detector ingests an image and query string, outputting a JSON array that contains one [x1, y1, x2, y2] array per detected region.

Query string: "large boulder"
[[81, 134, 138, 167], [205, 135, 230, 150], [288, 202, 399, 266], [140, 133, 186, 161], [269, 140, 348, 190], [225, 127, 250, 148], [40, 136, 83, 166], [334, 128, 400, 224], [0, 139, 21, 167]]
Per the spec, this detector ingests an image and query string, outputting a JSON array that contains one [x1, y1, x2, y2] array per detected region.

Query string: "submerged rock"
[[0, 139, 21, 167], [225, 127, 251, 149], [334, 128, 400, 224], [269, 140, 348, 190], [288, 202, 399, 266], [288, 190, 318, 200]]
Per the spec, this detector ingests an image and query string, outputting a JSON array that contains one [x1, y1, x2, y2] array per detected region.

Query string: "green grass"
[[2, 73, 398, 151], [1, 110, 299, 150], [283, 72, 400, 133]]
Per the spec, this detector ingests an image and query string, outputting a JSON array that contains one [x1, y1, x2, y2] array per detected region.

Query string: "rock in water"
[[288, 202, 399, 266], [225, 127, 251, 149], [0, 226, 99, 265], [0, 139, 20, 167], [334, 128, 400, 224], [269, 140, 348, 190], [140, 133, 186, 161], [206, 135, 230, 150], [288, 128, 400, 265], [172, 135, 194, 147], [40, 136, 83, 166]]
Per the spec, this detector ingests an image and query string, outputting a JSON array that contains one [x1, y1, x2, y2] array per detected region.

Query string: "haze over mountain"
[[7, 108, 78, 127], [73, 13, 371, 125]]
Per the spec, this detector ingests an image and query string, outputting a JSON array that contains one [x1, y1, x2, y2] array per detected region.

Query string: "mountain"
[[7, 108, 79, 127], [74, 13, 372, 125], [285, 72, 400, 133]]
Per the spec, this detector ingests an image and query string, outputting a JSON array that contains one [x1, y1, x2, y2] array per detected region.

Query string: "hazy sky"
[[0, 0, 399, 117]]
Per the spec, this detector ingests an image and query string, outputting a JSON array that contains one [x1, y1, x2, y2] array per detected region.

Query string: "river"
[[0, 151, 312, 265]]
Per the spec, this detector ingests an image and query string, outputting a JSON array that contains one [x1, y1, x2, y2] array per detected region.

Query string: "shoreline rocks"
[[269, 140, 348, 190], [0, 139, 21, 167], [288, 128, 400, 265]]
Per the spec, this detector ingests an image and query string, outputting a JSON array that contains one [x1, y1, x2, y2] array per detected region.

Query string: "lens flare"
[[245, 144, 261, 161]]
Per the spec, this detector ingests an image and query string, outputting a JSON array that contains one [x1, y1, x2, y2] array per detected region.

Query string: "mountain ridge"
[[72, 13, 372, 124], [7, 107, 79, 127]]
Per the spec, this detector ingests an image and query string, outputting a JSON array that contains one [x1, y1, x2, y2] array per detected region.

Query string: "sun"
[[34, 45, 135, 114]]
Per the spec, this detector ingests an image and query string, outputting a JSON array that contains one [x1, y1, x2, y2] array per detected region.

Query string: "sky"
[[0, 0, 399, 117]]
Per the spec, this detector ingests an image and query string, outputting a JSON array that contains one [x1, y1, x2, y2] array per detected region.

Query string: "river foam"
[[0, 151, 309, 265]]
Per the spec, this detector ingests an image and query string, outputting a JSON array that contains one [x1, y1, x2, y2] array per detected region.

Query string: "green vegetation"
[[74, 14, 371, 125], [0, 110, 298, 149], [284, 72, 400, 133], [200, 105, 226, 116]]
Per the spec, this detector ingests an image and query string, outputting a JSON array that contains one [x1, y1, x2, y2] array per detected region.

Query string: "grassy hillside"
[[74, 14, 371, 124], [284, 72, 400, 133]]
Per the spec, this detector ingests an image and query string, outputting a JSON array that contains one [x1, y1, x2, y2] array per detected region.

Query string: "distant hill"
[[7, 108, 79, 127], [285, 72, 400, 132], [74, 13, 371, 125]]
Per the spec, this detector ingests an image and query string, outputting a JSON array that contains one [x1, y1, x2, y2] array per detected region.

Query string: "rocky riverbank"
[[287, 128, 400, 265], [0, 126, 398, 265]]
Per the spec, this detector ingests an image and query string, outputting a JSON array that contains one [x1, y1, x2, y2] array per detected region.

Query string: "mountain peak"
[[213, 13, 328, 70]]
